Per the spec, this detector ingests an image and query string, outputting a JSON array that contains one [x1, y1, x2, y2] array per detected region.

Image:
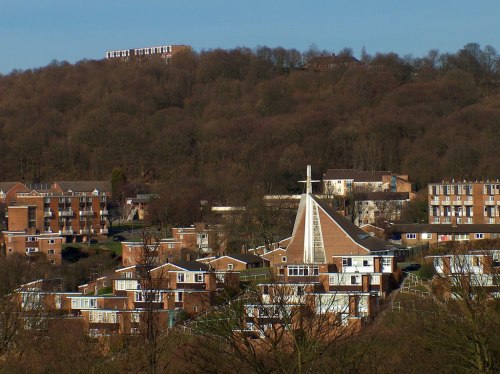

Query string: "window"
[[194, 273, 204, 283], [342, 258, 352, 267], [177, 273, 185, 283], [362, 260, 370, 266], [421, 233, 432, 240], [175, 292, 183, 302], [227, 263, 234, 271], [47, 249, 55, 255], [406, 233, 417, 240], [474, 233, 484, 239], [48, 239, 55, 244], [382, 258, 391, 267], [297, 286, 304, 296], [263, 285, 269, 295], [281, 256, 287, 263], [351, 275, 360, 285], [49, 259, 55, 264]]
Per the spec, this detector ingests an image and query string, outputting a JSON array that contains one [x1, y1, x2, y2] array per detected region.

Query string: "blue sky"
[[1, 0, 499, 74]]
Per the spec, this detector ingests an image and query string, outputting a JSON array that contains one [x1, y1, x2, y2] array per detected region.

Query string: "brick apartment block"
[[428, 181, 500, 225]]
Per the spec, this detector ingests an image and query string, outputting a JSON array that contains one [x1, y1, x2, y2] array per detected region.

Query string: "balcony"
[[100, 209, 108, 216], [452, 200, 462, 205], [100, 228, 108, 234], [441, 200, 451, 206], [44, 210, 53, 218], [464, 200, 474, 206], [484, 200, 495, 206], [442, 217, 451, 224], [59, 229, 74, 235], [79, 210, 94, 217], [80, 228, 94, 234], [430, 199, 440, 206], [59, 209, 74, 217]]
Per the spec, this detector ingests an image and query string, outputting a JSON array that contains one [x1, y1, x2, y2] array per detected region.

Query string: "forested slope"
[[0, 44, 499, 204]]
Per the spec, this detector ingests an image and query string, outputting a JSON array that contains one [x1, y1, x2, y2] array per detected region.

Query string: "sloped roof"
[[224, 253, 264, 264], [0, 182, 24, 192], [312, 195, 392, 252], [323, 169, 390, 182], [171, 261, 210, 272], [54, 181, 112, 193]]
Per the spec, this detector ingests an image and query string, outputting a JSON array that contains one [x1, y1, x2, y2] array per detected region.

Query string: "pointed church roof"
[[286, 193, 392, 264], [311, 195, 390, 252]]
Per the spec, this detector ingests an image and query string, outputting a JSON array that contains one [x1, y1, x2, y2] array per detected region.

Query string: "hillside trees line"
[[0, 43, 499, 211]]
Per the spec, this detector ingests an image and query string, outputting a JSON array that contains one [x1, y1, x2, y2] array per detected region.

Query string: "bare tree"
[[188, 282, 356, 374]]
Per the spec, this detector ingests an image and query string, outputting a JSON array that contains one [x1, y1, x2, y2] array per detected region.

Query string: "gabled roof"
[[170, 261, 210, 272], [53, 181, 112, 194], [220, 253, 264, 264], [323, 169, 390, 182], [0, 182, 27, 193]]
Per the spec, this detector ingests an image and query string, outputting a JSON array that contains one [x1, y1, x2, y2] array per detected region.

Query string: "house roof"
[[323, 169, 390, 182], [53, 181, 112, 193], [388, 224, 500, 234], [312, 195, 393, 252], [223, 253, 264, 264], [355, 191, 410, 201], [170, 261, 210, 272], [0, 182, 26, 193]]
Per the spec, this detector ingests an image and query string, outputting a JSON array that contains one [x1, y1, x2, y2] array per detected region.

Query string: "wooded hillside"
[[1, 43, 499, 205]]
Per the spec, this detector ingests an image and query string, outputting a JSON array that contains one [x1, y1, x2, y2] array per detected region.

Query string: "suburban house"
[[428, 181, 500, 225], [208, 253, 267, 272], [322, 169, 412, 197], [172, 222, 228, 255], [121, 238, 197, 267], [426, 250, 500, 298], [387, 223, 500, 247]]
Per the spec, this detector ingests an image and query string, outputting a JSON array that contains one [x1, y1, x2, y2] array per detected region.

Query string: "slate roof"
[[312, 195, 393, 252], [0, 182, 24, 192], [323, 169, 390, 182], [171, 261, 210, 272]]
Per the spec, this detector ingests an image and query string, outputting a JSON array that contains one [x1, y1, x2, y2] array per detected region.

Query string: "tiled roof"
[[323, 169, 390, 182]]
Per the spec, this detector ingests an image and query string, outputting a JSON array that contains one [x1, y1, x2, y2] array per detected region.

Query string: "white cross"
[[298, 165, 320, 194]]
